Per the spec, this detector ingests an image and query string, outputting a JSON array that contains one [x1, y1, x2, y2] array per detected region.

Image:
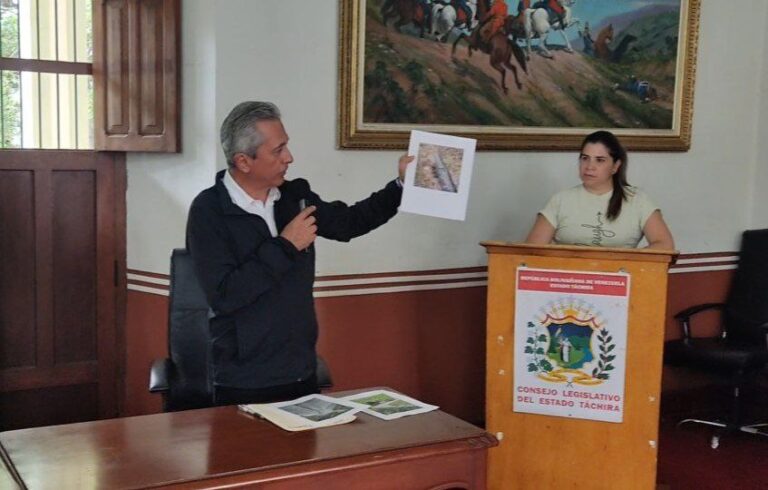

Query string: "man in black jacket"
[[186, 101, 411, 405]]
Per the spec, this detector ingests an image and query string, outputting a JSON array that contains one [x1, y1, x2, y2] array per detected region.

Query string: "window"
[[0, 0, 93, 149]]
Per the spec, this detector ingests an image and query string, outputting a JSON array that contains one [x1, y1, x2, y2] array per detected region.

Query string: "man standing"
[[186, 101, 411, 405], [579, 21, 594, 56]]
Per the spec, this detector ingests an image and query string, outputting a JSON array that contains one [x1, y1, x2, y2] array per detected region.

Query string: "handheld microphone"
[[299, 198, 310, 254]]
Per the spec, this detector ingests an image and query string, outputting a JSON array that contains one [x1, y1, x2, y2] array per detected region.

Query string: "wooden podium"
[[481, 242, 676, 490]]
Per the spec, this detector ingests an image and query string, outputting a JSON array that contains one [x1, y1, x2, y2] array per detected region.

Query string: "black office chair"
[[664, 229, 768, 448], [149, 248, 333, 411]]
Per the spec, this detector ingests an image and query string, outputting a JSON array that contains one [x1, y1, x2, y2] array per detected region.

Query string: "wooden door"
[[0, 150, 126, 430]]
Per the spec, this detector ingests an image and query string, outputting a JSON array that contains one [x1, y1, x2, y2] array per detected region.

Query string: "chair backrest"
[[725, 229, 768, 345], [166, 248, 214, 411], [164, 249, 333, 411]]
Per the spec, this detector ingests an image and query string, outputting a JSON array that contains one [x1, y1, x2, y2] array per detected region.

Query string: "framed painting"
[[338, 0, 701, 151]]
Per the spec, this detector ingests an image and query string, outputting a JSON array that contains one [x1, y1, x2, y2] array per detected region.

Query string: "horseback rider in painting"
[[533, 0, 566, 29], [453, 0, 474, 29], [479, 0, 508, 45], [417, 0, 433, 31]]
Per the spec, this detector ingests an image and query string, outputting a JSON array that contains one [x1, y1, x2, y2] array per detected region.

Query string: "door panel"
[[0, 150, 125, 430], [0, 171, 36, 370], [94, 0, 181, 152], [52, 170, 98, 363]]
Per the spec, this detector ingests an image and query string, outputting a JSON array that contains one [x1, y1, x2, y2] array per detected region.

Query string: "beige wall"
[[753, 2, 768, 228], [122, 0, 765, 421], [127, 0, 768, 274]]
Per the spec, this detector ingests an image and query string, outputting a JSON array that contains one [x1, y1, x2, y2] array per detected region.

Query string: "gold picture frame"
[[338, 0, 701, 151]]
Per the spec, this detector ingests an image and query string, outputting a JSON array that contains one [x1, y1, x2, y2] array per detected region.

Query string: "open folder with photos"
[[239, 389, 438, 431]]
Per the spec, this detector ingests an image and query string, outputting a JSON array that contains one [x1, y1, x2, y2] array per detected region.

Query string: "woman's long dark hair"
[[580, 131, 628, 221]]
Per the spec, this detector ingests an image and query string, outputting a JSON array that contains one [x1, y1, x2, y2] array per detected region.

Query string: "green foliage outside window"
[[1, 0, 21, 147]]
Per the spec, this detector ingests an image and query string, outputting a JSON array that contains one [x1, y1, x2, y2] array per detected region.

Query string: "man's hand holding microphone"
[[280, 200, 316, 252]]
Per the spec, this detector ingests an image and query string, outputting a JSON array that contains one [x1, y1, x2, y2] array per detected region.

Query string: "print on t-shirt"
[[581, 211, 616, 246]]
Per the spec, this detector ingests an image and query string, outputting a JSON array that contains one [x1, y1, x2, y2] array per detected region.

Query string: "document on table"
[[239, 390, 439, 430], [239, 394, 364, 431], [340, 389, 438, 421]]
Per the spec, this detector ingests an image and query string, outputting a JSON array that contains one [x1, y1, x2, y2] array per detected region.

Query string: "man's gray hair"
[[220, 101, 281, 167]]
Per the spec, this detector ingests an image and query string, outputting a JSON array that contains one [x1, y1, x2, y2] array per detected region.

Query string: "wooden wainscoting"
[[125, 254, 737, 423]]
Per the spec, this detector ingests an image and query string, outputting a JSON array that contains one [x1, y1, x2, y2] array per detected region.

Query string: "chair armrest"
[[149, 358, 171, 393], [673, 303, 725, 322], [316, 355, 333, 389], [762, 323, 768, 349], [673, 303, 725, 341]]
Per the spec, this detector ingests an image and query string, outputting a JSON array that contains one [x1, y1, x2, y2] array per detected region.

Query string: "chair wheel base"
[[710, 435, 720, 449], [676, 418, 726, 429], [676, 418, 768, 448], [740, 423, 768, 437]]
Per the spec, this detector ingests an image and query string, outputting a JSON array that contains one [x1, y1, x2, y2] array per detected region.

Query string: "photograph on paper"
[[399, 130, 476, 221], [414, 143, 464, 193], [279, 395, 360, 422], [239, 394, 364, 431], [342, 389, 438, 420]]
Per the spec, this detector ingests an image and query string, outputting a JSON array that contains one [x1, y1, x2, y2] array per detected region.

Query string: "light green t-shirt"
[[539, 185, 658, 248]]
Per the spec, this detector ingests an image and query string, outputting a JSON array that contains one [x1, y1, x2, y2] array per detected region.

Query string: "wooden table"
[[0, 391, 496, 489]]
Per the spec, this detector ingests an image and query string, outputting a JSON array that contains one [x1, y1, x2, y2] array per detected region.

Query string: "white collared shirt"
[[223, 169, 281, 237]]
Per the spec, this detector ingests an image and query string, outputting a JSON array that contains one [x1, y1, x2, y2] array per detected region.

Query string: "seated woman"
[[525, 130, 674, 249]]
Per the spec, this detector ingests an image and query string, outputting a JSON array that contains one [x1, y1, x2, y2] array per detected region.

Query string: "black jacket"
[[186, 170, 402, 389]]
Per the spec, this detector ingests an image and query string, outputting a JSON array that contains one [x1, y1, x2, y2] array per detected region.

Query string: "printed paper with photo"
[[400, 130, 476, 221]]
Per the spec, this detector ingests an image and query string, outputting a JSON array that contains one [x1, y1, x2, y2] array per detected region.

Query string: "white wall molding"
[[127, 253, 738, 297]]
